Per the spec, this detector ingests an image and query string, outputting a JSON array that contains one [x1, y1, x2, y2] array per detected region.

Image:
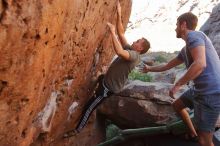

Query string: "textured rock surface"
[[200, 3, 220, 57], [98, 80, 188, 129], [0, 0, 131, 145]]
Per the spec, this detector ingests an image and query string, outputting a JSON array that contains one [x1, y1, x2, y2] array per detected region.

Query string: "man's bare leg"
[[172, 99, 198, 137]]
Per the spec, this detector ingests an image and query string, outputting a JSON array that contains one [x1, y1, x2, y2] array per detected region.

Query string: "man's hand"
[[107, 22, 116, 34], [142, 64, 151, 73], [169, 84, 181, 99], [117, 1, 122, 18]]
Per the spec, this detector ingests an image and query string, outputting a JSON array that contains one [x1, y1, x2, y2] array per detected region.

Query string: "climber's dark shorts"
[[180, 89, 220, 132]]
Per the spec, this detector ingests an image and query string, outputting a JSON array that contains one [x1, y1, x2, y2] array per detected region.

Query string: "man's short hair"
[[141, 38, 150, 54], [177, 12, 198, 30]]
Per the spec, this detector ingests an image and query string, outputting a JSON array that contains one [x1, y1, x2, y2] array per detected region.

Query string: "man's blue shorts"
[[180, 88, 220, 132]]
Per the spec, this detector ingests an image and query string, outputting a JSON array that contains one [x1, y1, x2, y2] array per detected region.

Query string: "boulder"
[[98, 80, 188, 129]]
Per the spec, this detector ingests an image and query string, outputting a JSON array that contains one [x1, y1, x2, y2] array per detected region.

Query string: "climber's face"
[[131, 38, 144, 52]]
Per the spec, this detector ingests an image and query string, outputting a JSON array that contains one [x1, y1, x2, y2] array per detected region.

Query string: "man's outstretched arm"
[[116, 1, 129, 47], [107, 22, 130, 60], [143, 57, 183, 73]]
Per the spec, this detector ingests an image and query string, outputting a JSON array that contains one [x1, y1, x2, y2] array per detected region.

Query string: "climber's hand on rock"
[[107, 22, 116, 33]]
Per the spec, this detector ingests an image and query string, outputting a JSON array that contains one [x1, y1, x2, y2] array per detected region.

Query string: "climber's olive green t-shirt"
[[104, 45, 140, 93]]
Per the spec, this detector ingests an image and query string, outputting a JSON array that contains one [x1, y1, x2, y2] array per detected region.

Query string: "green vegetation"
[[129, 70, 153, 82], [155, 55, 167, 63]]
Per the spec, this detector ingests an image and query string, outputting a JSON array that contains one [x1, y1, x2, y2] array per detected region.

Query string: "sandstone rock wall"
[[0, 0, 131, 145]]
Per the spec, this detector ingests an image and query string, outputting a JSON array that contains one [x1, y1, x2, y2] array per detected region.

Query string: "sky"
[[125, 0, 216, 52]]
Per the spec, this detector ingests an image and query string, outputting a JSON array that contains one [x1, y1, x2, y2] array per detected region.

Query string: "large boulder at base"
[[98, 80, 188, 129]]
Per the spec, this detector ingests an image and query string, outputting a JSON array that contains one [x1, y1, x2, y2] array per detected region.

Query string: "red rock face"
[[0, 0, 131, 145]]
